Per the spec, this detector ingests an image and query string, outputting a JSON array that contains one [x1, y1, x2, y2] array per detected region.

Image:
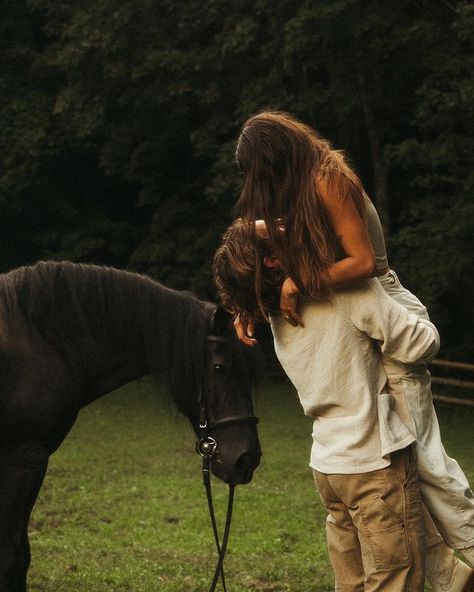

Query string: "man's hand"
[[280, 277, 304, 327], [233, 314, 257, 346]]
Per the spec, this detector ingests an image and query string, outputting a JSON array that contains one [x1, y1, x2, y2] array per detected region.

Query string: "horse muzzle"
[[209, 424, 262, 485]]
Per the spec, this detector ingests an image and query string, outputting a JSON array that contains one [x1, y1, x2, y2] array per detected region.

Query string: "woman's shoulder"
[[315, 171, 365, 216], [315, 175, 367, 231]]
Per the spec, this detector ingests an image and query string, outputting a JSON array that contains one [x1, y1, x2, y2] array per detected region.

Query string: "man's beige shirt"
[[270, 278, 440, 474]]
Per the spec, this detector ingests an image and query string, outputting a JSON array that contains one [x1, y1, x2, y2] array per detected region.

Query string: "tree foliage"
[[1, 0, 473, 357]]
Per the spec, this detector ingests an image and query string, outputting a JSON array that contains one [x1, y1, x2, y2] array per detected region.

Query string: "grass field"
[[28, 377, 474, 592]]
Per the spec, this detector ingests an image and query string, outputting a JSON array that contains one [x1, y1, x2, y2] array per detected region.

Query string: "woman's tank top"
[[364, 194, 389, 272]]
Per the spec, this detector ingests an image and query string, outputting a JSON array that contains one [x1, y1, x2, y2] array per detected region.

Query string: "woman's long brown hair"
[[235, 111, 365, 299]]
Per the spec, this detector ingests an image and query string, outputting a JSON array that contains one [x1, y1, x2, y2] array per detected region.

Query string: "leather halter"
[[196, 333, 258, 592]]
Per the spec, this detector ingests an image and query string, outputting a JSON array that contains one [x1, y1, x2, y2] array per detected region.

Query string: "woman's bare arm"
[[280, 177, 377, 327], [235, 180, 379, 341], [317, 176, 377, 286]]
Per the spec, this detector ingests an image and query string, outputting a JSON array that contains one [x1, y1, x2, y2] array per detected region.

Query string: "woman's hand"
[[280, 277, 304, 327], [233, 314, 257, 346]]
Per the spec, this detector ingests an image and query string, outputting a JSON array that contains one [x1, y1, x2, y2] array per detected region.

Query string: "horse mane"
[[1, 260, 213, 414]]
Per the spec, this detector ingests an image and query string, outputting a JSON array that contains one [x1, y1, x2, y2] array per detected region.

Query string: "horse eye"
[[214, 364, 226, 374]]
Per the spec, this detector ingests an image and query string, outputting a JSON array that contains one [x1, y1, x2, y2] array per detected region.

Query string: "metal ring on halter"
[[197, 436, 217, 458]]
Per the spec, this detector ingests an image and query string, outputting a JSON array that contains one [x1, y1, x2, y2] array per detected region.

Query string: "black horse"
[[0, 260, 261, 592]]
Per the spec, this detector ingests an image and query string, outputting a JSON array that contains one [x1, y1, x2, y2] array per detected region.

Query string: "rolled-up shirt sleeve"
[[343, 280, 440, 366]]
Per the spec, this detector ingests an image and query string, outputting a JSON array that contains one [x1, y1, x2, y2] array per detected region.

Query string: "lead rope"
[[198, 433, 235, 592]]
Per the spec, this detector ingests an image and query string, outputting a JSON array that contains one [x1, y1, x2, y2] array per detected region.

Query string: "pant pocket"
[[355, 497, 411, 570]]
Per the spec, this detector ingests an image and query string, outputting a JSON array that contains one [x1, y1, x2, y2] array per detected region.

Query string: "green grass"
[[28, 378, 473, 591]]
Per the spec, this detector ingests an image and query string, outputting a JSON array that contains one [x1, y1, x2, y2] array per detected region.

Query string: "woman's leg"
[[379, 271, 474, 555]]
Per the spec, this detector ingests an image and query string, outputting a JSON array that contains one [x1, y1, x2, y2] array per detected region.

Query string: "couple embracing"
[[213, 112, 474, 591]]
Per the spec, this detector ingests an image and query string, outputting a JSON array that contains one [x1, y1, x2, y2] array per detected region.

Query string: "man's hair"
[[213, 219, 283, 322]]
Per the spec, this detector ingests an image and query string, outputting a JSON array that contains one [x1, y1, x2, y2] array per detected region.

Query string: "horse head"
[[197, 306, 261, 485]]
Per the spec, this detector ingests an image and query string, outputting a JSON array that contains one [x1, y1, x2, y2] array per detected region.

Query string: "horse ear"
[[210, 305, 232, 335]]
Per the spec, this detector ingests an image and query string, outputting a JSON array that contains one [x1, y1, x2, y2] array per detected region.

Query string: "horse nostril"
[[236, 452, 250, 469], [234, 453, 252, 479]]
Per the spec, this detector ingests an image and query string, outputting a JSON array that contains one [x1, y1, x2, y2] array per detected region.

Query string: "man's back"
[[270, 278, 439, 474]]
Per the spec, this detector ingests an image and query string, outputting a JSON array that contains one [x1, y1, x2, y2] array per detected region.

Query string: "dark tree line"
[[1, 0, 473, 358]]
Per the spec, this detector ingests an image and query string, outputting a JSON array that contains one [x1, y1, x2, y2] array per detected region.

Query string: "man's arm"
[[344, 279, 440, 366]]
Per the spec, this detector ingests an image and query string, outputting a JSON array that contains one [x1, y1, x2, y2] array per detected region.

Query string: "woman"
[[230, 111, 474, 588]]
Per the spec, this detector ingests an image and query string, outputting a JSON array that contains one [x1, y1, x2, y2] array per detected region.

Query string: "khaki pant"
[[314, 447, 425, 591]]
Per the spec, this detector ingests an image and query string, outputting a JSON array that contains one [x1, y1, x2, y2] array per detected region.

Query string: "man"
[[213, 219, 473, 592]]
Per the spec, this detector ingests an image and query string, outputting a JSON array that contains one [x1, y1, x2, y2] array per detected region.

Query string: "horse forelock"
[[0, 260, 212, 412]]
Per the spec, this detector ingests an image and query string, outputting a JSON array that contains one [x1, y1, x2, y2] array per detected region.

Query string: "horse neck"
[[77, 327, 149, 403], [87, 357, 149, 402], [83, 280, 209, 404]]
